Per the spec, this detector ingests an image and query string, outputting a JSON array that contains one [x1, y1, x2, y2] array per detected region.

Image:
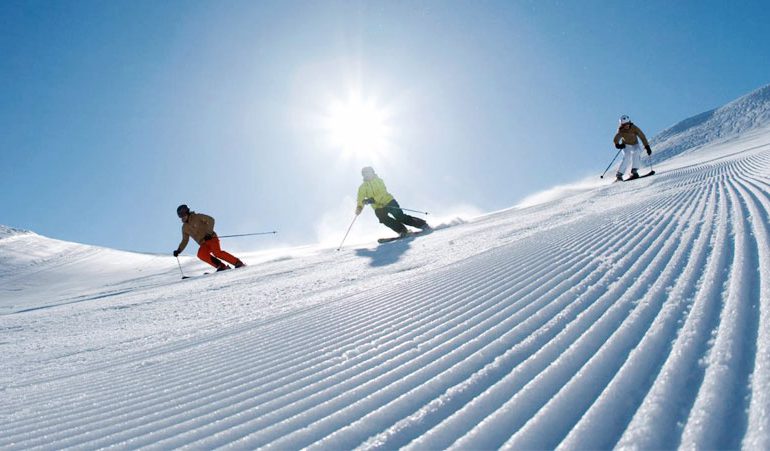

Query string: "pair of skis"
[[377, 230, 427, 244], [615, 170, 655, 182]]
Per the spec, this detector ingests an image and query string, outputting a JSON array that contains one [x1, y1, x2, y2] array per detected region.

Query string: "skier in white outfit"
[[613, 115, 652, 181]]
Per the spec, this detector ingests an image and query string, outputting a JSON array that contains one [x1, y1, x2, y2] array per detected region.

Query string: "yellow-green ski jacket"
[[357, 176, 395, 209]]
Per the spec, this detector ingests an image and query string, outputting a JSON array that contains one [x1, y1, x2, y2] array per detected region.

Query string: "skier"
[[355, 166, 431, 238], [613, 115, 652, 181], [173, 204, 245, 271]]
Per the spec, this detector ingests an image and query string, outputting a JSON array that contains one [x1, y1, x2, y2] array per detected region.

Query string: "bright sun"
[[325, 95, 391, 158]]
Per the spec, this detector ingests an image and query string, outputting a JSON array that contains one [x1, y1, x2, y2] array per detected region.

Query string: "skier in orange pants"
[[173, 204, 245, 271]]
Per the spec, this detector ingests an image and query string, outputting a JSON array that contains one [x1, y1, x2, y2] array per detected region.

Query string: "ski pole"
[[647, 154, 655, 173], [176, 256, 190, 279], [387, 206, 430, 215], [600, 149, 622, 179], [337, 214, 359, 251], [217, 231, 277, 238]]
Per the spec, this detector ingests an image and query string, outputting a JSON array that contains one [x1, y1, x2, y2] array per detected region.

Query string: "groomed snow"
[[2, 127, 769, 449]]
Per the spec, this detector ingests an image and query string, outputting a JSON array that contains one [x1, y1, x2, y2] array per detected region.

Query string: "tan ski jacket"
[[177, 212, 216, 252], [614, 123, 650, 147]]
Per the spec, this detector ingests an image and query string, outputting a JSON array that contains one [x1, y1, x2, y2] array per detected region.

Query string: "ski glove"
[[615, 142, 625, 150], [363, 198, 375, 205], [203, 233, 213, 242], [173, 249, 181, 257], [355, 206, 363, 215], [645, 144, 652, 155]]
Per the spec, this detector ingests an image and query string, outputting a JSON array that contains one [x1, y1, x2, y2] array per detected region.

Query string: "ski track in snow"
[[1, 137, 770, 450]]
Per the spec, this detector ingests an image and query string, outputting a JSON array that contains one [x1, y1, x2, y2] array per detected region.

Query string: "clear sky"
[[2, 0, 769, 253]]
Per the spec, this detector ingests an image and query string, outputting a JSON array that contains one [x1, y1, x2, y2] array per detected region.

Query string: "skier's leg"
[[630, 144, 642, 172], [399, 213, 428, 229], [197, 242, 220, 268], [617, 147, 632, 176], [207, 237, 242, 266], [383, 200, 419, 231], [389, 206, 427, 229], [375, 207, 408, 234], [384, 200, 427, 232]]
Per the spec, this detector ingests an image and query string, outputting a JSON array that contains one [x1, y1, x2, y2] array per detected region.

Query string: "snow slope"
[[0, 232, 182, 315], [650, 83, 770, 163], [2, 130, 770, 449]]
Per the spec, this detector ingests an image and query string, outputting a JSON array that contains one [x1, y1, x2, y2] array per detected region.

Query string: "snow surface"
[[2, 128, 770, 449], [650, 83, 770, 163]]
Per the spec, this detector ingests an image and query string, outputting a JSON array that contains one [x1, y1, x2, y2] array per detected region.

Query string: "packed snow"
[[2, 118, 770, 449]]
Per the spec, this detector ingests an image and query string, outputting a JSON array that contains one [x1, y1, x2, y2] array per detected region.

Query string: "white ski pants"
[[617, 143, 642, 175]]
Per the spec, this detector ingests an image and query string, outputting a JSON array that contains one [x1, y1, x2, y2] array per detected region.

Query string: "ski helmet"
[[176, 204, 190, 218], [361, 166, 376, 178], [619, 114, 631, 125]]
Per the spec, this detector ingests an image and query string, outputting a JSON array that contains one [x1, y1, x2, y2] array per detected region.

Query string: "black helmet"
[[176, 204, 190, 218]]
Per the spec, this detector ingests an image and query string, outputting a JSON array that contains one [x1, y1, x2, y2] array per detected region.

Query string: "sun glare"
[[325, 96, 391, 158]]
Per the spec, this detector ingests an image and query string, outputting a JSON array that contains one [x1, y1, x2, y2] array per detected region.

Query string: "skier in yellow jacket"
[[355, 167, 431, 237], [613, 115, 652, 181]]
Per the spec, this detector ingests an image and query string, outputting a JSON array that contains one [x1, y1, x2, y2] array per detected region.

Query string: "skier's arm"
[[177, 232, 190, 253], [613, 132, 623, 146], [356, 185, 366, 209], [634, 125, 650, 148]]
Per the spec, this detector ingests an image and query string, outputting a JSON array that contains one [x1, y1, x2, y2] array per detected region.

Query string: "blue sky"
[[2, 0, 769, 253]]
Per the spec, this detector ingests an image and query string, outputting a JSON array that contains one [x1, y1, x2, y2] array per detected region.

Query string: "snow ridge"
[[0, 225, 31, 240], [651, 83, 770, 162]]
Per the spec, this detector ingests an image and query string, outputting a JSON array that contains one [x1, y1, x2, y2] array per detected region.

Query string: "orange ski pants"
[[197, 236, 239, 268]]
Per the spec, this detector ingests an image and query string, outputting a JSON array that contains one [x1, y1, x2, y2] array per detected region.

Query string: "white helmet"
[[619, 114, 631, 125], [361, 166, 376, 178]]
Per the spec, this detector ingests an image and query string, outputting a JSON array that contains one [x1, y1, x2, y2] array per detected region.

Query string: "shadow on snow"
[[354, 238, 413, 267]]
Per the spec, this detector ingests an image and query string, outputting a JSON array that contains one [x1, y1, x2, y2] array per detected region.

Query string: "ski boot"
[[627, 168, 640, 180], [615, 172, 624, 182], [234, 260, 246, 269], [210, 256, 230, 271]]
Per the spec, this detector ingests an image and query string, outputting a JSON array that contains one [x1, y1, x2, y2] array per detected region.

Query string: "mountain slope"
[[0, 231, 181, 315], [1, 123, 769, 449], [0, 225, 31, 239], [650, 83, 770, 162]]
